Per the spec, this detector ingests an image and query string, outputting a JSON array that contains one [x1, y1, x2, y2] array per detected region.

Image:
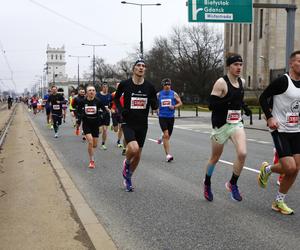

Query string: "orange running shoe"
[[89, 160, 95, 169], [75, 128, 80, 136]]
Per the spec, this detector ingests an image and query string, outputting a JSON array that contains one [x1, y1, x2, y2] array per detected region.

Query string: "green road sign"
[[188, 0, 253, 23]]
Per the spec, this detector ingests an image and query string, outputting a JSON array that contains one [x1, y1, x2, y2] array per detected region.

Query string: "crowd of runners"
[[25, 51, 300, 216]]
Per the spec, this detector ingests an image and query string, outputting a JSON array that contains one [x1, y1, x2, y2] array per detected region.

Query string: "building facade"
[[224, 0, 300, 90]]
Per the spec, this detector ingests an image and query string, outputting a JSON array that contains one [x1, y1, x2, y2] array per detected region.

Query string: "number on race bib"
[[226, 110, 241, 124], [130, 97, 147, 109]]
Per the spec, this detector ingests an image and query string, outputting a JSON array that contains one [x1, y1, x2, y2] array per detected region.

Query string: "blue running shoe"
[[204, 183, 213, 201], [225, 182, 242, 201], [122, 159, 133, 192]]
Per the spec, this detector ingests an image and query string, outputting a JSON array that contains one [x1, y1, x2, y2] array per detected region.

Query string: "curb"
[[26, 107, 117, 250]]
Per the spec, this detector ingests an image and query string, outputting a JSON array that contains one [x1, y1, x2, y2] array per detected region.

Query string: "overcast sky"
[[0, 0, 222, 93]]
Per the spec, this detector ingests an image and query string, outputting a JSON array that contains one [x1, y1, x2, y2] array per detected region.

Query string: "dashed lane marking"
[[147, 138, 260, 174], [219, 159, 260, 174]]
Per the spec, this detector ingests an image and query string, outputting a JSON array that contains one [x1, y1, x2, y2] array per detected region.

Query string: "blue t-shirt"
[[43, 94, 50, 108], [96, 92, 112, 107], [158, 90, 176, 118]]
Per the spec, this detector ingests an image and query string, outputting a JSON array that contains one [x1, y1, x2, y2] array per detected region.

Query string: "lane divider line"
[[147, 138, 260, 174]]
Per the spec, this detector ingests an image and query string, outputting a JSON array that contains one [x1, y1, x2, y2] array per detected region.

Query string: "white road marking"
[[147, 138, 260, 174], [148, 138, 158, 143], [219, 159, 260, 174]]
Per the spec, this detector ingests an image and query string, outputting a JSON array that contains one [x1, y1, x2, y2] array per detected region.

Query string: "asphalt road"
[[29, 109, 300, 250]]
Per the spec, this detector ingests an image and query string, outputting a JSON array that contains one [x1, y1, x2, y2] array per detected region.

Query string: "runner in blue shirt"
[[157, 78, 182, 162]]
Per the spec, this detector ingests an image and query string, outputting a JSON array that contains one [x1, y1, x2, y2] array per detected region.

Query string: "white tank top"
[[272, 74, 300, 132]]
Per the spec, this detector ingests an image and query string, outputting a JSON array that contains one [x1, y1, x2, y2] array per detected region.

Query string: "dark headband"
[[134, 59, 145, 66], [226, 55, 243, 66]]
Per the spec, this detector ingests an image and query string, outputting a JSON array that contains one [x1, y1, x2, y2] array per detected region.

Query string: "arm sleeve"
[[150, 85, 158, 110], [259, 75, 288, 119], [115, 82, 125, 113], [208, 95, 232, 110]]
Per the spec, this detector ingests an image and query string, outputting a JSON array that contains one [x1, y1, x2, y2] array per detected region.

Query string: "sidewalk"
[[0, 105, 94, 250]]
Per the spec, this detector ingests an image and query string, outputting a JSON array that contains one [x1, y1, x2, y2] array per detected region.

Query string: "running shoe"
[[82, 136, 86, 141], [54, 133, 58, 138], [157, 138, 162, 144], [117, 143, 123, 148], [166, 154, 174, 162], [89, 160, 95, 169], [122, 148, 126, 156], [258, 161, 271, 188], [277, 175, 284, 186], [101, 144, 107, 150], [50, 125, 54, 129], [75, 128, 80, 136], [272, 200, 294, 215], [47, 123, 51, 129], [122, 159, 133, 192], [225, 182, 242, 201], [204, 182, 213, 201]]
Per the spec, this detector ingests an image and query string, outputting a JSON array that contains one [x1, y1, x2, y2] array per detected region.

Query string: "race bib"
[[130, 97, 147, 109], [226, 110, 241, 124], [286, 112, 299, 127], [52, 104, 60, 110], [85, 106, 97, 115], [161, 98, 172, 107]]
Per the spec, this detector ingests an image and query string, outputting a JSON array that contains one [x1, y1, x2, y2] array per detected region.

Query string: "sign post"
[[188, 0, 253, 23]]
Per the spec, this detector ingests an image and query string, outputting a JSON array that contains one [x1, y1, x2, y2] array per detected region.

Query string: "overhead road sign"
[[188, 0, 253, 23]]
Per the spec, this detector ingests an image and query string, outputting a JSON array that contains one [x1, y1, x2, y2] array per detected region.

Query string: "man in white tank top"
[[258, 50, 300, 215]]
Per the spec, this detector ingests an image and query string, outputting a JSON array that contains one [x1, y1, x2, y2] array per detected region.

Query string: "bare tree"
[[145, 24, 223, 103], [94, 58, 116, 83]]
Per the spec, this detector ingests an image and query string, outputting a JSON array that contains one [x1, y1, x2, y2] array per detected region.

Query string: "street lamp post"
[[68, 55, 90, 87], [81, 43, 106, 85], [121, 1, 161, 59]]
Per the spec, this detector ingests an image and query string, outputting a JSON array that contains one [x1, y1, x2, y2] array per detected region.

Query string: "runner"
[[47, 85, 64, 138], [61, 93, 68, 123], [69, 90, 76, 127], [77, 85, 106, 168], [72, 87, 86, 139], [203, 53, 251, 202], [114, 59, 158, 192], [31, 95, 38, 115], [157, 78, 182, 162], [43, 89, 52, 128], [258, 50, 300, 215], [7, 95, 13, 109], [96, 82, 112, 150], [111, 82, 126, 154]]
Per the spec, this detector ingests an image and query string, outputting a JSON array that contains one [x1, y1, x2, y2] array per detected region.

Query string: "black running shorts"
[[111, 113, 123, 127], [99, 112, 110, 126], [52, 113, 62, 126], [271, 130, 300, 158], [82, 121, 99, 138], [159, 117, 175, 137], [122, 125, 148, 148]]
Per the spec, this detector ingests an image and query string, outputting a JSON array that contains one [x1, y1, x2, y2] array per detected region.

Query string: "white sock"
[[265, 165, 272, 174], [276, 192, 286, 202]]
